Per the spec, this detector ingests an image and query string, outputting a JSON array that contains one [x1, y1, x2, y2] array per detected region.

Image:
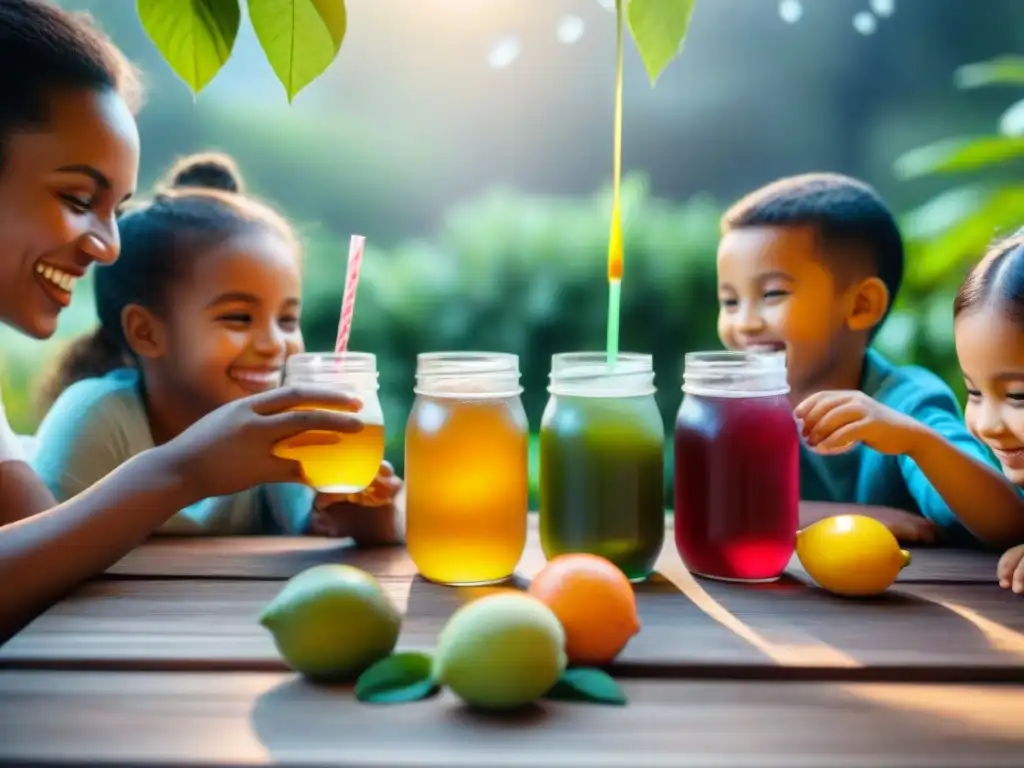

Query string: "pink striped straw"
[[334, 234, 366, 353]]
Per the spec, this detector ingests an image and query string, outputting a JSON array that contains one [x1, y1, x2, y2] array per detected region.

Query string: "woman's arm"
[[9, 379, 135, 526], [0, 445, 191, 641], [0, 384, 366, 643]]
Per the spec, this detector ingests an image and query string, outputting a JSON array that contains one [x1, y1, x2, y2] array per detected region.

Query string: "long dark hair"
[[41, 152, 298, 406]]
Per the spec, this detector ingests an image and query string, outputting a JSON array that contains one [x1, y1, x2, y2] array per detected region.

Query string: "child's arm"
[[997, 544, 1024, 594], [898, 411, 1024, 548], [797, 390, 1024, 549], [799, 501, 940, 544]]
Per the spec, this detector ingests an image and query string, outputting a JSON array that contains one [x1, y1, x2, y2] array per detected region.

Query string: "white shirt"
[[0, 380, 27, 465]]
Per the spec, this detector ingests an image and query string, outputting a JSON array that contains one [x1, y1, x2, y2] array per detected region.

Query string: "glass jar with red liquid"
[[673, 351, 799, 582]]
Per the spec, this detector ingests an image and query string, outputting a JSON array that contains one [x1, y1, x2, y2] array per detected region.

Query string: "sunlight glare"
[[557, 14, 586, 45], [487, 36, 521, 69], [853, 11, 878, 35], [869, 0, 896, 17], [778, 0, 803, 24]]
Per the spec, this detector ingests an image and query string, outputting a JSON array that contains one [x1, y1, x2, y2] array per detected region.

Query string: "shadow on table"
[[658, 563, 1024, 678], [249, 675, 561, 763], [246, 670, 1024, 765]]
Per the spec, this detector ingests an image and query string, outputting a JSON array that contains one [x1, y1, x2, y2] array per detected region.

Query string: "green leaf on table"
[[893, 136, 1024, 179], [136, 0, 241, 94], [543, 668, 627, 706], [354, 652, 439, 704], [247, 0, 348, 103], [627, 0, 696, 85], [955, 55, 1024, 89]]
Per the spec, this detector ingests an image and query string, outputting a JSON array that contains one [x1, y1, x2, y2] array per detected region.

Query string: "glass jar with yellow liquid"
[[405, 352, 528, 585], [273, 352, 385, 493]]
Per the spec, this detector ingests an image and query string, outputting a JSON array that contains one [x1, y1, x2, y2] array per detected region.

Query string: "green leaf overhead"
[[955, 56, 1024, 89], [136, 0, 241, 94], [902, 184, 1024, 290], [354, 652, 439, 705], [626, 0, 696, 85], [543, 668, 628, 706], [247, 0, 348, 103], [893, 136, 1024, 179]]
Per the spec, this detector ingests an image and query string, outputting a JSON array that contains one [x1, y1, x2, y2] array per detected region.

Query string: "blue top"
[[800, 348, 1000, 547], [31, 368, 315, 535]]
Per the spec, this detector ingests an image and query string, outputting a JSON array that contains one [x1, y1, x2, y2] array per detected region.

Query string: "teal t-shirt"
[[800, 348, 1000, 547], [31, 368, 315, 535]]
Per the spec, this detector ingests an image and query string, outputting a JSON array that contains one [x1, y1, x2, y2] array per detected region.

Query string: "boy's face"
[[716, 225, 861, 400]]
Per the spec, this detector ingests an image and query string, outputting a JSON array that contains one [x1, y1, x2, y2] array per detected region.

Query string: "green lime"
[[259, 564, 401, 680], [433, 591, 567, 710]]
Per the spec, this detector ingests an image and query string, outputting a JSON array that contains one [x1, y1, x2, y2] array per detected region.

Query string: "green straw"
[[605, 0, 625, 367]]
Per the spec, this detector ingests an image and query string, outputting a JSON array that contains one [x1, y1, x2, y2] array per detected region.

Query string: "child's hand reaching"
[[795, 390, 922, 456], [801, 501, 940, 545], [308, 460, 404, 545], [997, 544, 1024, 594]]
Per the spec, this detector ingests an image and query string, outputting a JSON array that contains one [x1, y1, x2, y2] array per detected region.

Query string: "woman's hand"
[[163, 385, 364, 499]]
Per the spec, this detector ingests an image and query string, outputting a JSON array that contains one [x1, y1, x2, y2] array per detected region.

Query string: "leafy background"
[[3, 0, 1024, 507]]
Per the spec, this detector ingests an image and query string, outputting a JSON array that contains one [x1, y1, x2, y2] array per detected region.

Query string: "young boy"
[[716, 172, 1024, 549]]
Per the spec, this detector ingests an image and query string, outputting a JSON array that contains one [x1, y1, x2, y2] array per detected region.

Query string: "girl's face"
[[0, 89, 139, 338], [956, 304, 1024, 485], [138, 231, 304, 419]]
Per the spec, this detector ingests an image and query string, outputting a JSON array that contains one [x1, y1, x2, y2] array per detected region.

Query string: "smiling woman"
[[0, 5, 141, 340]]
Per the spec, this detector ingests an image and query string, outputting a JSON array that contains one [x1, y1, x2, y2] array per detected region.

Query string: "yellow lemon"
[[795, 514, 911, 597]]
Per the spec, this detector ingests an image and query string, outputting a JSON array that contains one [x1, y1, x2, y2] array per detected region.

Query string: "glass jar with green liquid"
[[539, 352, 665, 581]]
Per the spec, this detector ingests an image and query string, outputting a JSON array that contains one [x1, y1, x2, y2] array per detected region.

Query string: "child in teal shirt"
[[717, 173, 1023, 549]]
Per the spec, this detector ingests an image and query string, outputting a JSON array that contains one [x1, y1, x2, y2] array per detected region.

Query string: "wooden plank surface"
[[0, 671, 1022, 767], [107, 537, 417, 580], [106, 517, 1001, 585], [4, 569, 1023, 681]]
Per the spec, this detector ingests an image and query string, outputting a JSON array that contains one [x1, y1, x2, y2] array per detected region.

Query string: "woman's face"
[[0, 88, 139, 339]]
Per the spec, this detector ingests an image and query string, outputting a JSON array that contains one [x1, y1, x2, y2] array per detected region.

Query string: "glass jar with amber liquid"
[[405, 352, 528, 585]]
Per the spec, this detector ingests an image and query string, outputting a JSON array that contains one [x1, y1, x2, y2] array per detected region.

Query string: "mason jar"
[[539, 351, 665, 582], [674, 351, 799, 583], [405, 352, 528, 585]]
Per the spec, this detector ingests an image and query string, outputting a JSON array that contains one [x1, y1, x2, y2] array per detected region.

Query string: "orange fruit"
[[527, 553, 640, 666]]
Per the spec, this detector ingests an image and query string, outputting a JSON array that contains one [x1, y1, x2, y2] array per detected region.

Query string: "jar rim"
[[286, 351, 377, 373], [684, 350, 785, 370], [414, 351, 521, 398], [682, 349, 789, 397], [548, 351, 655, 397], [416, 351, 519, 374]]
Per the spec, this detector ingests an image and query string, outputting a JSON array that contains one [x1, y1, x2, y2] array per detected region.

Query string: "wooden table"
[[1, 518, 1022, 766]]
